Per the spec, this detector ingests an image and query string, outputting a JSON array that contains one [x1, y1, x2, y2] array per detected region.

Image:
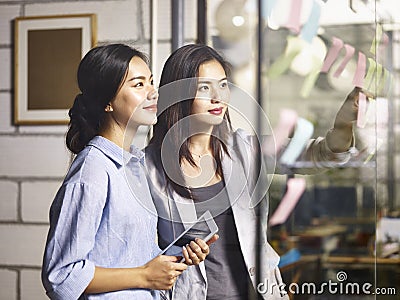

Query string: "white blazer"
[[144, 129, 351, 300]]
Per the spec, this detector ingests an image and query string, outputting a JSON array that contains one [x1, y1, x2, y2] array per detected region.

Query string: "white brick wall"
[[0, 0, 180, 298], [0, 136, 70, 178], [20, 269, 47, 300], [21, 181, 61, 223], [0, 93, 14, 133], [0, 48, 12, 90], [18, 125, 68, 134], [0, 269, 17, 300], [0, 225, 48, 266], [25, 0, 140, 41], [0, 181, 18, 221], [0, 5, 20, 44]]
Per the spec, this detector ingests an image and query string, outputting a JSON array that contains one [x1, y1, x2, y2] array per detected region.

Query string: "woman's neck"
[[99, 122, 137, 151], [188, 133, 212, 154]]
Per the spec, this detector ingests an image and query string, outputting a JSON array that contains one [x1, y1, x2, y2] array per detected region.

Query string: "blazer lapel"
[[222, 150, 257, 275]]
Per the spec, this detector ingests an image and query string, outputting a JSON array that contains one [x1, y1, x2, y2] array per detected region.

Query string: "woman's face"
[[110, 56, 158, 128], [190, 60, 230, 126]]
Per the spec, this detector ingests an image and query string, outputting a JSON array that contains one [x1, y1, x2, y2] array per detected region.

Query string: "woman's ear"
[[105, 103, 114, 112]]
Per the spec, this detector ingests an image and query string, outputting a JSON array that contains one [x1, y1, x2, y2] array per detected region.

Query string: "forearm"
[[85, 266, 147, 294]]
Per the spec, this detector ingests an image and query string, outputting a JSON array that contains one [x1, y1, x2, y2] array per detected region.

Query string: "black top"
[[190, 181, 254, 300]]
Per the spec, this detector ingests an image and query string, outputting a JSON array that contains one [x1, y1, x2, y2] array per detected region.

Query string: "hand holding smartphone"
[[159, 211, 218, 261]]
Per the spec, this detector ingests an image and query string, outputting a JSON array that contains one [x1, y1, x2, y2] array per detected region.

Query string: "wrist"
[[326, 127, 354, 153], [134, 266, 150, 289]]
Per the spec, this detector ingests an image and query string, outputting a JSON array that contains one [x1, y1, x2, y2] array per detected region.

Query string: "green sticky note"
[[364, 58, 377, 92], [267, 36, 305, 79], [300, 56, 323, 98], [368, 62, 383, 95], [370, 24, 383, 55]]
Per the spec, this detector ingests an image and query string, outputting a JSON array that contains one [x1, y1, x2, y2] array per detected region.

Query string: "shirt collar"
[[87, 136, 144, 167]]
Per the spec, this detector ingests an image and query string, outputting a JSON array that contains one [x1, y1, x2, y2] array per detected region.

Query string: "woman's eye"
[[198, 85, 209, 92], [134, 82, 144, 87], [220, 81, 228, 88]]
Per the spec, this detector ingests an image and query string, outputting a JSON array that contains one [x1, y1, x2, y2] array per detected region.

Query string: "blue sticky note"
[[300, 0, 321, 43], [280, 118, 314, 165]]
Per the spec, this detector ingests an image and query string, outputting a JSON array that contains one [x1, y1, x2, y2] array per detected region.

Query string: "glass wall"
[[207, 0, 399, 298]]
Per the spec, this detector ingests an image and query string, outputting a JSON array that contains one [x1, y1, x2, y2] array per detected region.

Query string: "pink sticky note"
[[352, 51, 366, 87], [333, 44, 355, 78], [321, 37, 344, 73], [263, 109, 298, 156], [357, 92, 367, 128], [380, 32, 389, 52], [269, 178, 306, 226], [285, 0, 303, 34]]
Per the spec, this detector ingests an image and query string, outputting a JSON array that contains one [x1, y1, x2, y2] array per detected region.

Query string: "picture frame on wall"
[[14, 14, 97, 125]]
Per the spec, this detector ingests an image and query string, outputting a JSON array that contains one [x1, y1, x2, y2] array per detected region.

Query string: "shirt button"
[[249, 267, 255, 276]]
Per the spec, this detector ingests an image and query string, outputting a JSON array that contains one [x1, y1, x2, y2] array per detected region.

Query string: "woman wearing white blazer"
[[144, 44, 361, 299]]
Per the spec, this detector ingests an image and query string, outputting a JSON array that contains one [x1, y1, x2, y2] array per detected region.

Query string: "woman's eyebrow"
[[198, 77, 228, 84], [127, 74, 153, 82]]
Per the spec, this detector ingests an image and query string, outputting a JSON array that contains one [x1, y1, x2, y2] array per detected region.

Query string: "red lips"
[[143, 104, 157, 112], [208, 107, 224, 115]]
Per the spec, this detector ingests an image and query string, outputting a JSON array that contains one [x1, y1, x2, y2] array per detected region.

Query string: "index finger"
[[172, 261, 188, 271], [360, 88, 374, 99]]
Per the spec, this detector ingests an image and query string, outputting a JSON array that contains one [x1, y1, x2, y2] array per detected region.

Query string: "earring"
[[105, 104, 113, 112]]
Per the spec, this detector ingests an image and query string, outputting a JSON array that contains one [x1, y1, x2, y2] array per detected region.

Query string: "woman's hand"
[[141, 255, 188, 290], [327, 87, 373, 152], [182, 234, 219, 265]]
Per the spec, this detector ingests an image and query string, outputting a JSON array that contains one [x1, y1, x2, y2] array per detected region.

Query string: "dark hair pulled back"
[[66, 43, 148, 154]]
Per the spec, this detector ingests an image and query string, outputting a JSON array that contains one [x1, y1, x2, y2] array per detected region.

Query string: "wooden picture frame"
[[14, 14, 97, 125]]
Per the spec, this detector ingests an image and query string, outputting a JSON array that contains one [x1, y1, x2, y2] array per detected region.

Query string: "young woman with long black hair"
[[42, 44, 210, 299], [145, 44, 361, 299]]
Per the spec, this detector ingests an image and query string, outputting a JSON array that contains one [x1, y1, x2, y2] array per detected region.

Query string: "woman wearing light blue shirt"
[[41, 44, 211, 299]]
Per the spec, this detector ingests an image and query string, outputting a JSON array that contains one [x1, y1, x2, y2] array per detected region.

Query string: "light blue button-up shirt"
[[42, 136, 161, 300]]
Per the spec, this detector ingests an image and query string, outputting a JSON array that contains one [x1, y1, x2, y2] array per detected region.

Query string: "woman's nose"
[[211, 97, 220, 104], [147, 88, 158, 101], [210, 89, 221, 103]]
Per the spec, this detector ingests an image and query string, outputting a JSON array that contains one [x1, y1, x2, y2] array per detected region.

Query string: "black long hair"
[[148, 44, 233, 196], [66, 44, 148, 154]]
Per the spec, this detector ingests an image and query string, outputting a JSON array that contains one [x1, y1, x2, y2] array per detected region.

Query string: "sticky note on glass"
[[285, 0, 303, 33], [368, 62, 383, 95], [280, 118, 314, 165], [262, 0, 279, 20], [300, 56, 323, 98], [299, 0, 321, 43], [267, 36, 305, 79], [363, 57, 377, 91], [370, 23, 388, 55], [263, 109, 298, 156], [321, 36, 344, 73], [333, 44, 355, 78], [269, 177, 306, 226], [357, 92, 368, 128], [352, 51, 366, 87]]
